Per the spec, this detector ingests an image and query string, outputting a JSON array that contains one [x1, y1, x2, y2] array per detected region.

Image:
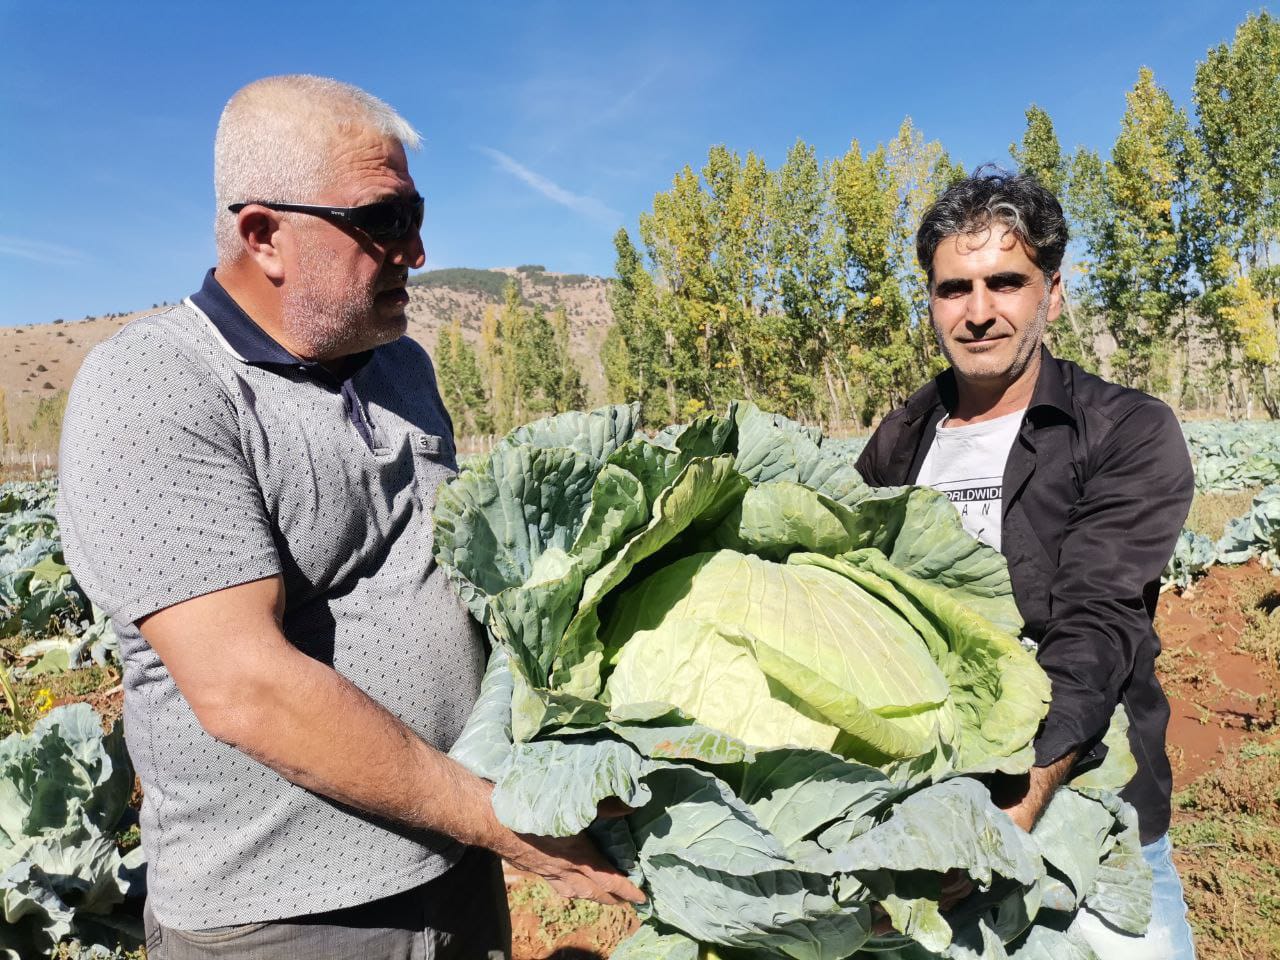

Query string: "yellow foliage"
[[1221, 275, 1280, 365], [1210, 246, 1237, 282]]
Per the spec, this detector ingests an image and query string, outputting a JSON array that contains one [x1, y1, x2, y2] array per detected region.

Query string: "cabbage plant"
[[0, 704, 144, 959], [1161, 529, 1217, 592], [1, 479, 90, 639], [1218, 484, 1280, 572], [437, 403, 1150, 959]]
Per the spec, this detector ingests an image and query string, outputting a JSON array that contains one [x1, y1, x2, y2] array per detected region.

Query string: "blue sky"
[[0, 0, 1269, 326]]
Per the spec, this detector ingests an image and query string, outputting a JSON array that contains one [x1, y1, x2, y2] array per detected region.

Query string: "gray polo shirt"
[[57, 270, 484, 929]]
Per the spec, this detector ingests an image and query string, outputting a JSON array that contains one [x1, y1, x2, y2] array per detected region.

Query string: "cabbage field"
[[1, 415, 1279, 959]]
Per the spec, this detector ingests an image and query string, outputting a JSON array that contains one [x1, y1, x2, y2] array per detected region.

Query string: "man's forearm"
[[994, 750, 1078, 833], [213, 639, 503, 850]]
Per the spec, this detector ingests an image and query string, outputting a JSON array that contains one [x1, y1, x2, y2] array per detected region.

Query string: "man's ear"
[[1046, 270, 1064, 324], [237, 207, 288, 283]]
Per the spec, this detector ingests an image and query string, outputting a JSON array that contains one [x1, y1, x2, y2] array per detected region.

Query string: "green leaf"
[[802, 778, 1043, 889], [497, 403, 642, 462], [605, 620, 842, 754], [447, 647, 514, 782], [1068, 706, 1139, 792], [834, 549, 1049, 773], [556, 456, 750, 681], [733, 749, 896, 851], [432, 444, 601, 622], [491, 739, 650, 837], [610, 923, 701, 960], [26, 648, 70, 677]]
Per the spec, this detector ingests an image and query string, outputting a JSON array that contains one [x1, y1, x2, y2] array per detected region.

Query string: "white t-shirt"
[[914, 408, 1027, 551]]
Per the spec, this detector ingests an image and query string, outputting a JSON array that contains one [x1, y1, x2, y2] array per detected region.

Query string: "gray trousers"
[[143, 848, 511, 960]]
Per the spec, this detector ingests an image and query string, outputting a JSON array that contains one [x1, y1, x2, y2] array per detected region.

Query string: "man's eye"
[[988, 277, 1031, 292]]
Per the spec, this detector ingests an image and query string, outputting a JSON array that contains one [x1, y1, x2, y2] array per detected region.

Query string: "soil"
[[506, 867, 639, 960], [1155, 561, 1280, 785]]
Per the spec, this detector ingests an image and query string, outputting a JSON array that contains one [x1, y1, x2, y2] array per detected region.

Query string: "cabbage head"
[[436, 403, 1150, 959]]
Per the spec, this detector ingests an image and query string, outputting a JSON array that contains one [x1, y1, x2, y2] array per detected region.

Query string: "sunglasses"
[[227, 193, 424, 244]]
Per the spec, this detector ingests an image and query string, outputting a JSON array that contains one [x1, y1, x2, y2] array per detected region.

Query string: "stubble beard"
[[934, 285, 1052, 387], [280, 243, 407, 361]]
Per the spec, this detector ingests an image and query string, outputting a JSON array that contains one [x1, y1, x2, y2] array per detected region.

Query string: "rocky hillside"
[[0, 267, 615, 435], [405, 265, 613, 402]]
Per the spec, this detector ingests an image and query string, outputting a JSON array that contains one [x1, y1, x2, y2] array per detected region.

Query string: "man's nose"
[[965, 282, 995, 328], [389, 229, 426, 269]]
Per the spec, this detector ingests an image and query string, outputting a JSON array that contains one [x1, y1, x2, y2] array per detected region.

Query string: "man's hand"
[[990, 751, 1078, 833], [496, 831, 645, 906], [138, 575, 645, 907], [467, 785, 645, 907]]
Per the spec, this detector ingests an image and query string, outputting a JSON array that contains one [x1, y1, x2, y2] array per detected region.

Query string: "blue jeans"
[[1076, 833, 1196, 959]]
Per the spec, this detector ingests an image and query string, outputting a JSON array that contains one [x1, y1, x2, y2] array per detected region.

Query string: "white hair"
[[213, 75, 421, 263]]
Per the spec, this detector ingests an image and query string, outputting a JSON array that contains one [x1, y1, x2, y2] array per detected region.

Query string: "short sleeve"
[[57, 325, 281, 626]]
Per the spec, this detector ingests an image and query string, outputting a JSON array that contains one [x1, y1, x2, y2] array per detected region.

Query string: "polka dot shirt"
[[56, 274, 484, 929]]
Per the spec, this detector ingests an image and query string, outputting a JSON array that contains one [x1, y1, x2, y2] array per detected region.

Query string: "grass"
[[1185, 487, 1261, 540], [1171, 740, 1280, 959], [1234, 574, 1280, 671], [508, 875, 621, 955], [0, 636, 119, 738]]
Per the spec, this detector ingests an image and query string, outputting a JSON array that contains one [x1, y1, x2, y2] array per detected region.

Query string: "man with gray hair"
[[856, 169, 1196, 957], [57, 75, 642, 960]]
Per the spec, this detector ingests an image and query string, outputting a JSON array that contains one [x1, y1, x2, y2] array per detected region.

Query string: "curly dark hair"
[[916, 166, 1068, 283]]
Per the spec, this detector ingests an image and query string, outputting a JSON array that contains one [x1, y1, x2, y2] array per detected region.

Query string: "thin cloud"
[[478, 148, 620, 224], [0, 235, 88, 265], [594, 67, 663, 127]]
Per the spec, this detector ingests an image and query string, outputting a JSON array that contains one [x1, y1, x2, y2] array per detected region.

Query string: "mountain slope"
[[0, 267, 615, 437]]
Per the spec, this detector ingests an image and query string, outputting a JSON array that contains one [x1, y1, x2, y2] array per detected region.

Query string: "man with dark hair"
[[856, 169, 1196, 957]]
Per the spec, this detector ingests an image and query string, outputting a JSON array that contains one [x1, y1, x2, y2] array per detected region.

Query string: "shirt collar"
[[904, 345, 1075, 424], [186, 268, 372, 380]]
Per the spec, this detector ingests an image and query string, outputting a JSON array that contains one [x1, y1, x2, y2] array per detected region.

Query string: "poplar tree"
[[608, 228, 672, 419], [1011, 109, 1101, 369], [1194, 11, 1280, 271], [433, 322, 461, 416], [549, 305, 586, 412], [1193, 11, 1280, 413], [830, 120, 956, 423], [830, 138, 914, 424], [1073, 69, 1195, 392], [766, 140, 836, 422], [638, 164, 726, 417], [1009, 104, 1065, 195]]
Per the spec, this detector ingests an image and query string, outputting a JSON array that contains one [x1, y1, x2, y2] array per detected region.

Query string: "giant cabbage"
[[437, 403, 1150, 958]]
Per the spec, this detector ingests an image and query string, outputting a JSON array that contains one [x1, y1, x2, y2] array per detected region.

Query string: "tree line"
[[433, 280, 585, 436], [602, 11, 1280, 425], [432, 12, 1278, 432]]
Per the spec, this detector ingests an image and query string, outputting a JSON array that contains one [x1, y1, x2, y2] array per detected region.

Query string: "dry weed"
[[1172, 740, 1280, 959], [1186, 488, 1263, 540]]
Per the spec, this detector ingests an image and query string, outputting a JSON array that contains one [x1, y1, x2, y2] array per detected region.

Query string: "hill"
[[0, 267, 615, 448]]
